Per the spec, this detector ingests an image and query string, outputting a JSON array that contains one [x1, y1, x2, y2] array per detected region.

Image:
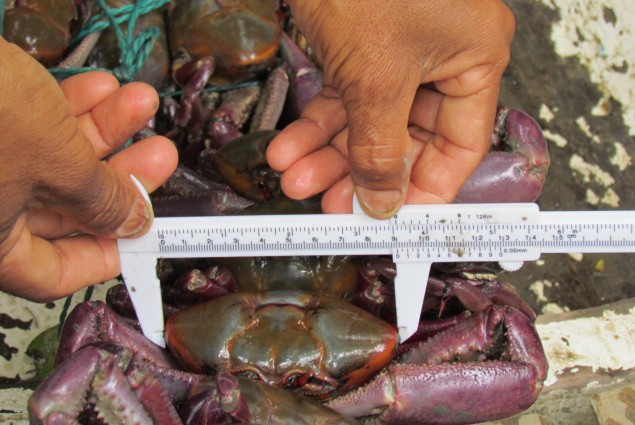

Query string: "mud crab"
[[28, 257, 548, 424], [2, 0, 82, 67], [168, 0, 281, 81]]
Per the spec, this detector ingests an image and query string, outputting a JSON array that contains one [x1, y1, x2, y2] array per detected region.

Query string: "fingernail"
[[115, 174, 154, 238], [129, 174, 151, 203], [355, 187, 403, 219]]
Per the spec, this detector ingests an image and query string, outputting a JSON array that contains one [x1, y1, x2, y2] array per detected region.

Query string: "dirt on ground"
[[498, 0, 635, 315]]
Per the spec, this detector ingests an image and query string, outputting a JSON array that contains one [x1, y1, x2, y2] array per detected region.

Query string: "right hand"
[[267, 0, 515, 217]]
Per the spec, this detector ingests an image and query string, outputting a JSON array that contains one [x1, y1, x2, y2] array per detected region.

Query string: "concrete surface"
[[2, 0, 635, 423], [499, 0, 635, 316], [492, 0, 635, 422]]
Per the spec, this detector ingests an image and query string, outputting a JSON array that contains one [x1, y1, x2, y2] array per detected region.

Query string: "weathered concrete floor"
[[490, 1, 635, 423], [499, 0, 635, 315]]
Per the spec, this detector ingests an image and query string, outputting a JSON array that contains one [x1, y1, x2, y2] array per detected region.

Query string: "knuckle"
[[349, 142, 408, 186], [50, 164, 130, 235], [498, 3, 516, 40], [0, 211, 23, 260], [79, 174, 130, 235]]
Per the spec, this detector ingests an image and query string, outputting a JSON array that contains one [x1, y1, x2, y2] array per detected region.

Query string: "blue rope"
[[49, 66, 113, 80], [0, 0, 5, 35], [159, 81, 263, 98], [73, 0, 167, 43]]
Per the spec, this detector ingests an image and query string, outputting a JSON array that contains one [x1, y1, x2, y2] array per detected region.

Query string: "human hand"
[[0, 37, 178, 301], [267, 1, 515, 217]]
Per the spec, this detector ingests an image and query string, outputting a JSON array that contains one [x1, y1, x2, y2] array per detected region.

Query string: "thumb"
[[0, 40, 153, 245], [340, 73, 418, 218], [37, 135, 154, 239]]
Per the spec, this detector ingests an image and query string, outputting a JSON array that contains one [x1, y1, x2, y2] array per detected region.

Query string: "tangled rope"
[[0, 0, 5, 36], [53, 0, 170, 81]]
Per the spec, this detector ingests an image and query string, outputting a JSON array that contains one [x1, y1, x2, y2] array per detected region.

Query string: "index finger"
[[60, 72, 160, 159], [80, 82, 160, 158], [59, 71, 120, 116]]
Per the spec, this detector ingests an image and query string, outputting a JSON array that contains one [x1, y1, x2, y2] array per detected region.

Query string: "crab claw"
[[55, 301, 174, 369], [28, 345, 183, 425], [456, 108, 550, 203], [327, 305, 548, 424]]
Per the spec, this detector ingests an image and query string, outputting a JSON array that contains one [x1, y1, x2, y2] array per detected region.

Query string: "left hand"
[[0, 69, 178, 301]]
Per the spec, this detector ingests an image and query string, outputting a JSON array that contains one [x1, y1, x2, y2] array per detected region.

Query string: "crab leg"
[[182, 373, 362, 425], [279, 31, 323, 122], [250, 64, 290, 132], [153, 188, 254, 217]]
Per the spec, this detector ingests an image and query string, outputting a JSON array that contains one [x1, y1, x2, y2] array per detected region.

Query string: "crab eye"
[[237, 370, 261, 381], [283, 372, 304, 389]]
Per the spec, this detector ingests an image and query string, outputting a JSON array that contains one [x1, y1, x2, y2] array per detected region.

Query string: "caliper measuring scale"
[[118, 202, 635, 347]]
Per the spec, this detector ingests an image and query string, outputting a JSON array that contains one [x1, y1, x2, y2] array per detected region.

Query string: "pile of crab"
[[6, 1, 551, 424]]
